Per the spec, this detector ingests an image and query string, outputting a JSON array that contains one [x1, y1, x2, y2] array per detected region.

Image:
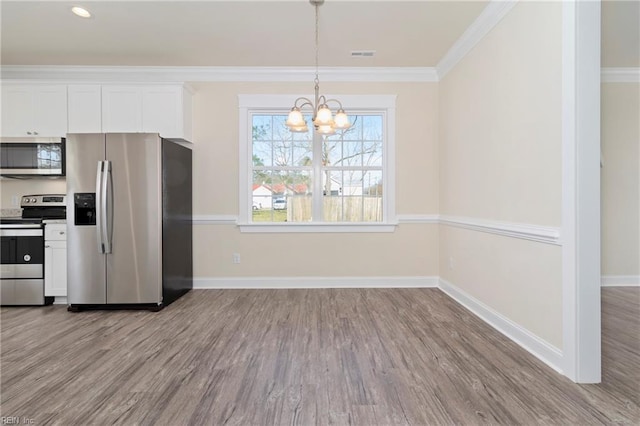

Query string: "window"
[[239, 95, 396, 232]]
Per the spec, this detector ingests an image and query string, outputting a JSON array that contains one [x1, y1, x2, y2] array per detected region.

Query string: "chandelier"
[[285, 0, 351, 135]]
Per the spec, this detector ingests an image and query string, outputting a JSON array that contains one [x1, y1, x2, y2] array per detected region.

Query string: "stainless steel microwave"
[[0, 137, 65, 177]]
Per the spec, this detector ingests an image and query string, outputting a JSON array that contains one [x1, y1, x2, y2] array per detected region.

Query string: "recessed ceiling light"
[[71, 6, 91, 18]]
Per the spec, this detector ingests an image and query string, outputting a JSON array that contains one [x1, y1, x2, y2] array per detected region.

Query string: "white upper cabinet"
[[101, 86, 143, 133], [1, 82, 192, 139], [1, 84, 67, 137], [102, 85, 192, 139], [67, 84, 102, 133]]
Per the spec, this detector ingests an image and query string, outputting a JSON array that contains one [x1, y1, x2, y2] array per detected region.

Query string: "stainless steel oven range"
[[0, 195, 66, 306]]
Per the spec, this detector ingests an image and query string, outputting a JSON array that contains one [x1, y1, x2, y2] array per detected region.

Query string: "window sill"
[[238, 222, 398, 233]]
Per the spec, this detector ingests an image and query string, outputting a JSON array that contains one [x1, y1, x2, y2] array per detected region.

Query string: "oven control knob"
[[24, 254, 31, 262], [30, 198, 37, 203], [23, 199, 30, 204]]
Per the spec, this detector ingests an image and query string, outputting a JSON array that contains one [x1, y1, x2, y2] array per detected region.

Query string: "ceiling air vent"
[[351, 50, 376, 57]]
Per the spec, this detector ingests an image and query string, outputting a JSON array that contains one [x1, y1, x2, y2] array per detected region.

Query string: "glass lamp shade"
[[316, 124, 336, 135], [286, 108, 306, 127], [333, 110, 351, 129], [314, 105, 334, 126], [289, 123, 309, 133]]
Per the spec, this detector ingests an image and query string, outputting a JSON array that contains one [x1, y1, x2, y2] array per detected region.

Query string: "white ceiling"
[[0, 1, 637, 69], [0, 0, 489, 67]]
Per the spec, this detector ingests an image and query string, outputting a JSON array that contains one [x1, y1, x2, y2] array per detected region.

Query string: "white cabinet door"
[[99, 84, 191, 138], [68, 84, 102, 133], [1, 85, 67, 137], [33, 86, 68, 136], [1, 86, 33, 136], [45, 240, 67, 297], [142, 86, 183, 138], [101, 86, 143, 132]]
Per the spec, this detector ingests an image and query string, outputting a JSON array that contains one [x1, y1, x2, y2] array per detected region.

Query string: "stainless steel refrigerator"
[[66, 133, 192, 311]]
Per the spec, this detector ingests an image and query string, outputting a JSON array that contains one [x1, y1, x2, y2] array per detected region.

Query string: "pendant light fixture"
[[285, 0, 351, 135]]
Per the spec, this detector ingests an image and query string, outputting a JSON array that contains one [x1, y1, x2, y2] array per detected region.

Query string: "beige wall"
[[0, 179, 66, 209], [190, 81, 440, 278], [601, 83, 640, 277], [438, 1, 563, 348]]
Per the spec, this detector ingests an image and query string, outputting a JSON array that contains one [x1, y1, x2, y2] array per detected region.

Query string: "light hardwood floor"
[[1, 288, 638, 425]]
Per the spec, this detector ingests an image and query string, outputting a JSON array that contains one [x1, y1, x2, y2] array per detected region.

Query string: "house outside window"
[[239, 95, 396, 232]]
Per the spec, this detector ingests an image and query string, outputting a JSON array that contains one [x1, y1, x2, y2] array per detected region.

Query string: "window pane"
[[343, 196, 363, 222], [273, 139, 292, 166], [323, 171, 343, 221], [253, 141, 272, 167], [287, 170, 312, 222], [363, 170, 383, 222], [251, 170, 313, 223], [323, 139, 341, 167], [272, 115, 290, 141], [362, 115, 383, 141], [252, 115, 272, 140], [342, 170, 363, 196], [342, 116, 362, 140], [342, 142, 362, 167], [293, 140, 312, 167], [363, 141, 382, 167]]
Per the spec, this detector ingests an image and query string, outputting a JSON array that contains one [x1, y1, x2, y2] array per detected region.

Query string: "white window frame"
[[238, 94, 397, 233]]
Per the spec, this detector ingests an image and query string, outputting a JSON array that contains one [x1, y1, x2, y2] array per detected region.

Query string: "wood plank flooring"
[[1, 288, 638, 425]]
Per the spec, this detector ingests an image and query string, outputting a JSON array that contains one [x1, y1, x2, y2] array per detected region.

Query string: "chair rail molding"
[[601, 67, 640, 83], [439, 215, 561, 245]]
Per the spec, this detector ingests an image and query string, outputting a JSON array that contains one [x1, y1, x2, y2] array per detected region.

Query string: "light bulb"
[[314, 105, 334, 126], [286, 107, 305, 127], [334, 110, 351, 129]]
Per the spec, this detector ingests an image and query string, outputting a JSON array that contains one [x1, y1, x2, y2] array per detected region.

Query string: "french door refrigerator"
[[66, 133, 192, 311]]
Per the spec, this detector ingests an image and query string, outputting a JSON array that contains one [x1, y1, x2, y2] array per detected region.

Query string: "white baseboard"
[[194, 276, 438, 289], [53, 296, 67, 305], [437, 278, 564, 375], [601, 275, 640, 287]]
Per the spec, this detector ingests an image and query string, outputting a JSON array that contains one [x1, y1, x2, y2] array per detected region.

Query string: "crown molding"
[[601, 67, 640, 83], [436, 0, 519, 80], [0, 66, 438, 83]]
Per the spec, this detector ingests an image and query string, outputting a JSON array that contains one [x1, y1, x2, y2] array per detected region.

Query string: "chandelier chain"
[[314, 2, 319, 85]]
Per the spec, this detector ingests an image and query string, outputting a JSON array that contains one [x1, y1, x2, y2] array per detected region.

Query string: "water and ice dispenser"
[[74, 193, 96, 226]]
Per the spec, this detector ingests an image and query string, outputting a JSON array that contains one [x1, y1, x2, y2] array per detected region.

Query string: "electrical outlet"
[[448, 257, 454, 270], [232, 253, 241, 264]]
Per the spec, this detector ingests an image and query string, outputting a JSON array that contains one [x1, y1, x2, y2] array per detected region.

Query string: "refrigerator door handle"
[[96, 161, 105, 254], [104, 161, 113, 254]]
